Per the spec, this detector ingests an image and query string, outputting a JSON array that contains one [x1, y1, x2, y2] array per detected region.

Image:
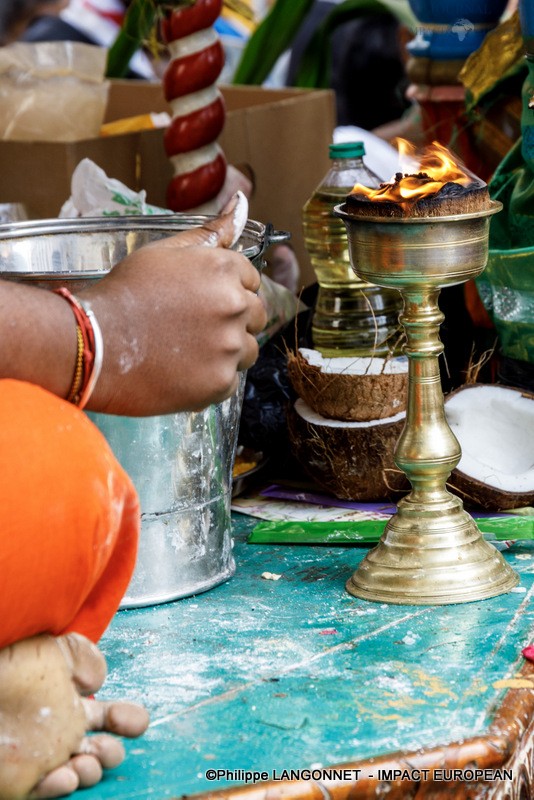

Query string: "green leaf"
[[232, 0, 315, 85], [294, 0, 417, 88], [106, 0, 158, 78]]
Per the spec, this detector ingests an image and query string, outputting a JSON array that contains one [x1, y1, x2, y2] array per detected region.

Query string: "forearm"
[[0, 278, 168, 416], [0, 280, 77, 399], [0, 278, 174, 416]]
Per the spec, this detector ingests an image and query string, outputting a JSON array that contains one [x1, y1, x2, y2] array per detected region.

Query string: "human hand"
[[80, 193, 267, 416]]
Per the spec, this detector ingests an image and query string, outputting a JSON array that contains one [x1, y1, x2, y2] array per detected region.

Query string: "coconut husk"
[[287, 349, 408, 423], [287, 399, 409, 502], [344, 179, 490, 219]]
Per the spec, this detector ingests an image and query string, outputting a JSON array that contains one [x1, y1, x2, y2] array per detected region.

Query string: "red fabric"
[[0, 379, 140, 649]]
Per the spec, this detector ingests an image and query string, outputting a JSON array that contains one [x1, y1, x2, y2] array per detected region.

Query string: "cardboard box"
[[0, 81, 335, 286]]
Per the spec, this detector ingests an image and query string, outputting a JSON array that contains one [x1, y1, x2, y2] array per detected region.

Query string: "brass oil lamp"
[[334, 140, 518, 605]]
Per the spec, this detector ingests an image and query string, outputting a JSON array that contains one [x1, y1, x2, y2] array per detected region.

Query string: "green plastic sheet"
[[248, 515, 534, 545]]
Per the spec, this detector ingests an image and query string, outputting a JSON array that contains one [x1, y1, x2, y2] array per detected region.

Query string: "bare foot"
[[0, 632, 149, 800]]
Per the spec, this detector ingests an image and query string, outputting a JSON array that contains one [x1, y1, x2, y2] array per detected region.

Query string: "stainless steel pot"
[[0, 214, 285, 607]]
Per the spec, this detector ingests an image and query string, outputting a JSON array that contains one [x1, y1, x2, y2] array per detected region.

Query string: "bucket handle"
[[258, 223, 291, 267]]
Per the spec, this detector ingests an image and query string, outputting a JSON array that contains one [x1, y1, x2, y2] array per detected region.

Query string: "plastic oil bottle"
[[302, 141, 402, 356]]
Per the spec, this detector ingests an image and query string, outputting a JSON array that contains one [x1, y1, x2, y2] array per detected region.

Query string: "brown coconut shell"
[[287, 399, 409, 502], [287, 349, 408, 423], [445, 469, 534, 512], [445, 383, 534, 512]]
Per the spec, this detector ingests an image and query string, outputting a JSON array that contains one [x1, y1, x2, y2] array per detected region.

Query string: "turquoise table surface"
[[84, 513, 534, 799]]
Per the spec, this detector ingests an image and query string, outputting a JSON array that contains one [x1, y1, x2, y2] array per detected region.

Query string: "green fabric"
[[477, 58, 534, 362], [488, 58, 534, 250]]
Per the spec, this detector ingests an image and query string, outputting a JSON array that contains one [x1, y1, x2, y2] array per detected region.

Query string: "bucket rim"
[[0, 212, 266, 240], [0, 214, 268, 278]]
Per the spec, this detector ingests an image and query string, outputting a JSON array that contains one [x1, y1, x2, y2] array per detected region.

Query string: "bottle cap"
[[329, 141, 365, 159]]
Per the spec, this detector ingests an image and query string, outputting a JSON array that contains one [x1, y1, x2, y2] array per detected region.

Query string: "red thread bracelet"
[[54, 287, 101, 408]]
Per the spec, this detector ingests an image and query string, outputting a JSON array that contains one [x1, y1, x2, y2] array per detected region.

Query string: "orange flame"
[[351, 139, 474, 204]]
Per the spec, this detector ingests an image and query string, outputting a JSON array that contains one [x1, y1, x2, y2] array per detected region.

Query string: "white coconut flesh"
[[295, 398, 406, 428], [445, 385, 534, 493], [299, 348, 408, 376]]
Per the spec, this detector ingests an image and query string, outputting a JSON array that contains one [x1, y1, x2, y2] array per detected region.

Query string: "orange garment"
[[0, 379, 140, 649]]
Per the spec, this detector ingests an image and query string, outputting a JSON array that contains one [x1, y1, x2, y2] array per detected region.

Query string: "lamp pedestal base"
[[346, 494, 518, 605]]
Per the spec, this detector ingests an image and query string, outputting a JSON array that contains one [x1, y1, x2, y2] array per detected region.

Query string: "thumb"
[[166, 190, 248, 250]]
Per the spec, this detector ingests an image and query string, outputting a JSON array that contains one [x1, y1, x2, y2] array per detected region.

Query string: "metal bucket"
[[0, 214, 284, 607], [89, 377, 245, 607]]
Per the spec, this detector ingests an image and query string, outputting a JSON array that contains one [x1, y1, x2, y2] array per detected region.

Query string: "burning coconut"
[[332, 139, 518, 605], [346, 138, 490, 218]]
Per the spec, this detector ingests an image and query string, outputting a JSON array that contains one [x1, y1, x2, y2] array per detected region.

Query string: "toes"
[[68, 754, 103, 788], [78, 733, 126, 770], [31, 765, 79, 799], [83, 697, 150, 737], [56, 632, 107, 696], [31, 753, 105, 799]]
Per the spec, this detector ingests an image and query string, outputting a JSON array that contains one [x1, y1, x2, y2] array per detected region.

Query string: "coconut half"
[[287, 398, 409, 501], [445, 383, 534, 511], [287, 347, 408, 422]]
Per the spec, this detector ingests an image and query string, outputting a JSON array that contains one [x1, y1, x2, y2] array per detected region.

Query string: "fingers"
[[237, 334, 260, 373], [246, 292, 267, 337], [239, 257, 262, 295], [211, 164, 253, 213], [82, 697, 150, 738]]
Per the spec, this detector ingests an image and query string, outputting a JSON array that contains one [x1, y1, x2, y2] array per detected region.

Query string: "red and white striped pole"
[[161, 0, 227, 212]]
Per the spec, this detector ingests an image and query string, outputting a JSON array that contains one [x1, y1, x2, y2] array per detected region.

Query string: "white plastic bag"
[[59, 159, 171, 217]]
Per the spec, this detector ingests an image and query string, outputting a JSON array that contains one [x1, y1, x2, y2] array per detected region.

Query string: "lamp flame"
[[351, 139, 475, 204]]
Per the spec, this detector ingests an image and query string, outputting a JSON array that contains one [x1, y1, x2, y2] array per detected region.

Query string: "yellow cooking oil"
[[302, 143, 402, 357]]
